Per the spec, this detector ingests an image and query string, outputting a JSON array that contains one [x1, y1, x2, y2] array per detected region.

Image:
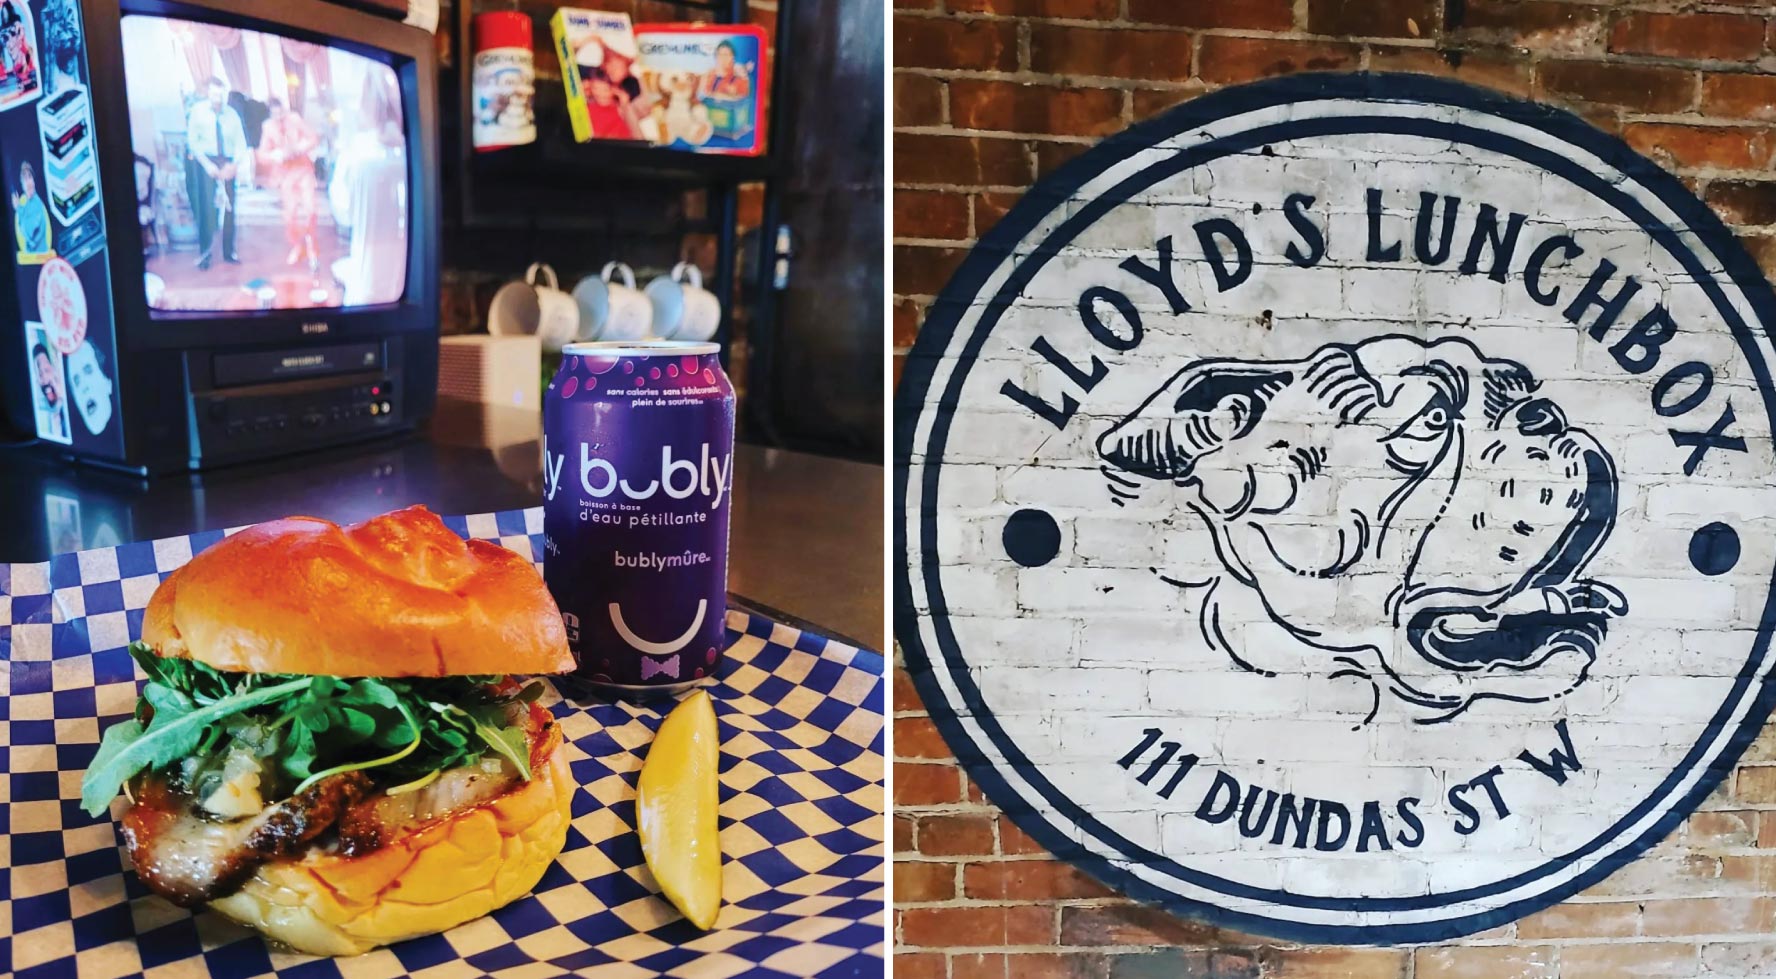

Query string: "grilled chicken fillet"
[[122, 700, 552, 905], [122, 773, 373, 907]]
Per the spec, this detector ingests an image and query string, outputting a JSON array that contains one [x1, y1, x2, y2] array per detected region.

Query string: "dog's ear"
[[1481, 364, 1539, 426], [1098, 364, 1293, 480], [1169, 367, 1293, 433]]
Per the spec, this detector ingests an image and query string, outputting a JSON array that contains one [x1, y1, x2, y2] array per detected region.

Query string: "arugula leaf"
[[80, 677, 314, 816], [195, 722, 224, 757], [86, 719, 146, 802], [291, 699, 424, 794], [476, 719, 533, 781], [86, 648, 546, 818], [283, 722, 319, 781], [428, 702, 533, 781], [338, 707, 377, 740], [142, 683, 196, 724], [128, 642, 232, 704]]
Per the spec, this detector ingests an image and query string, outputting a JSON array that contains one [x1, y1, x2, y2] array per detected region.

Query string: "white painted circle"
[[899, 76, 1776, 942]]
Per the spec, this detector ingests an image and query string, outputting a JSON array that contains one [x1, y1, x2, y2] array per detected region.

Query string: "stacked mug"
[[573, 263, 652, 343], [645, 263, 722, 343], [488, 261, 721, 350]]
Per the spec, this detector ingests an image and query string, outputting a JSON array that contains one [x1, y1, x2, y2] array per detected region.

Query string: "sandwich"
[[79, 506, 578, 956]]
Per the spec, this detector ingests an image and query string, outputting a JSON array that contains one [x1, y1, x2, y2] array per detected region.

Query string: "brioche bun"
[[142, 505, 574, 677], [206, 723, 575, 956]]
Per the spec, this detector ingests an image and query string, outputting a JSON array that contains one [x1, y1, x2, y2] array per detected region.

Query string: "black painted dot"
[[1690, 521, 1741, 577], [1003, 508, 1061, 568]]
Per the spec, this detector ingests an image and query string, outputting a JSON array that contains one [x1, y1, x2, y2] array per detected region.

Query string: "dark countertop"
[[0, 400, 884, 650]]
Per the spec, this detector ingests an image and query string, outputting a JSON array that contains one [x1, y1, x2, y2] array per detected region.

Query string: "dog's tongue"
[[1406, 602, 1612, 669], [1401, 411, 1622, 671]]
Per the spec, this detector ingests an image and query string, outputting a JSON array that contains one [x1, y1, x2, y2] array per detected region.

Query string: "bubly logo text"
[[543, 439, 732, 510]]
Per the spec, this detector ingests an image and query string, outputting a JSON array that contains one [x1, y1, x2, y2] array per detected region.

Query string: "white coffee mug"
[[573, 262, 653, 342], [489, 263, 579, 352], [645, 262, 721, 342]]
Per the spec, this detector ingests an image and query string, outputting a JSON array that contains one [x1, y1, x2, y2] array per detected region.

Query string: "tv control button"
[[301, 413, 322, 428]]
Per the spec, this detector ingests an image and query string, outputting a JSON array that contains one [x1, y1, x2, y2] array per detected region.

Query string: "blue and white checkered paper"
[[0, 507, 885, 979]]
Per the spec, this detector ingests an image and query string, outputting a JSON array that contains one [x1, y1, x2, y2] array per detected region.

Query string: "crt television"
[[0, 0, 439, 473]]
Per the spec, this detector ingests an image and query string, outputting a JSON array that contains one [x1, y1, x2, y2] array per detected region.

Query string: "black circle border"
[[894, 72, 1776, 945]]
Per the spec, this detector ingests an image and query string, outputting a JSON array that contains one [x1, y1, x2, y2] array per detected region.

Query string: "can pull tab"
[[772, 224, 794, 291]]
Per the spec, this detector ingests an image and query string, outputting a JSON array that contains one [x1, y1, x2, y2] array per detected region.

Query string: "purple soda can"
[[542, 340, 735, 696]]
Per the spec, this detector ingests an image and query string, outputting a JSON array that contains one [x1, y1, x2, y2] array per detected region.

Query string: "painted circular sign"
[[896, 74, 1776, 943], [37, 257, 87, 355]]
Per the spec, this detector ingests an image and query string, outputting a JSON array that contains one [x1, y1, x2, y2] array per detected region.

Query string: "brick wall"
[[892, 0, 1776, 383], [892, 2, 1776, 977]]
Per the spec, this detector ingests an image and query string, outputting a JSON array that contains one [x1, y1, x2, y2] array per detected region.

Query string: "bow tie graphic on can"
[[640, 655, 681, 681]]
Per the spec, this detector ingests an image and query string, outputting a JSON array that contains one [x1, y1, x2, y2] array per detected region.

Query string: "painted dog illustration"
[[1098, 336, 1627, 724]]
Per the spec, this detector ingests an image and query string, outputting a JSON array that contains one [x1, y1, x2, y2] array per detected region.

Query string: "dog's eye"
[[1385, 398, 1458, 445]]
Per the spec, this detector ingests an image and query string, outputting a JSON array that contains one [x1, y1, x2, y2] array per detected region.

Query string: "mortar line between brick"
[[896, 124, 1100, 141]]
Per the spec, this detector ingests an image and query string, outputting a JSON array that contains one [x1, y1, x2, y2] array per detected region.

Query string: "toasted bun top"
[[142, 506, 575, 677]]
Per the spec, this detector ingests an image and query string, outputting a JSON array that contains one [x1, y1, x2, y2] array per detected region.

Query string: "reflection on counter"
[[45, 484, 117, 555], [5, 401, 548, 563], [0, 401, 880, 648], [0, 423, 465, 563], [430, 395, 541, 484]]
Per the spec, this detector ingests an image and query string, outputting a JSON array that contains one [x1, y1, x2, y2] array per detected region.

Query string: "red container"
[[472, 11, 531, 54], [471, 12, 537, 151]]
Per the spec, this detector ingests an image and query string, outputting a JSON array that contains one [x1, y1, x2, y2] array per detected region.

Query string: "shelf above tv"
[[470, 138, 778, 185]]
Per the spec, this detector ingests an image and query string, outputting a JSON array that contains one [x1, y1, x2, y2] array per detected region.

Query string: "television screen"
[[119, 15, 407, 313]]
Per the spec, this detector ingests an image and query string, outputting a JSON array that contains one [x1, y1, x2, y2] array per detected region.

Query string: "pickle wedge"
[[637, 688, 722, 929]]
